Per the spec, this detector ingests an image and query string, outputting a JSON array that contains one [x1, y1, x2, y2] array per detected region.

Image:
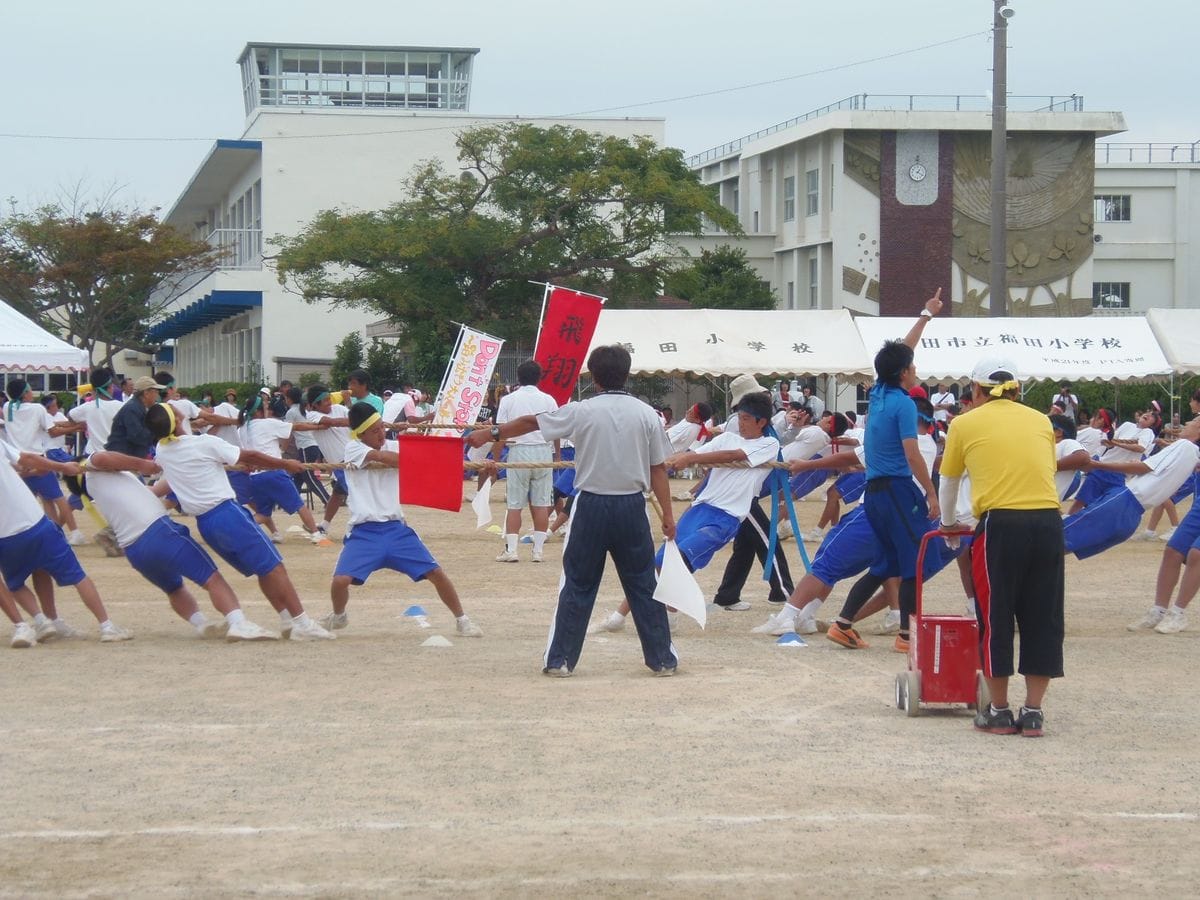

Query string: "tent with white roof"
[[1145, 308, 1200, 376], [0, 298, 89, 374]]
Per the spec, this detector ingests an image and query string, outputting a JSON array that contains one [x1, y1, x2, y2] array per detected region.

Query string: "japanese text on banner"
[[534, 287, 604, 405], [433, 326, 504, 428]]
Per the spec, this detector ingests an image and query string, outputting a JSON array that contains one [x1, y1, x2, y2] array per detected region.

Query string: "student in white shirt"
[[304, 384, 353, 538], [69, 367, 124, 456], [665, 402, 712, 454], [930, 384, 956, 424], [146, 403, 333, 640], [319, 402, 482, 637], [1049, 414, 1091, 503], [1069, 409, 1156, 513]]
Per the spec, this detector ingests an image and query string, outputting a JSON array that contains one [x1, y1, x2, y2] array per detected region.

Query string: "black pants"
[[713, 499, 794, 606], [294, 445, 330, 506]]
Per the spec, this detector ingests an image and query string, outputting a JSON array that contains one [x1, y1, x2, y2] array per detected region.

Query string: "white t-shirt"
[[1101, 422, 1153, 466], [342, 438, 404, 525], [69, 398, 123, 456], [914, 432, 938, 495], [209, 402, 242, 446], [1075, 425, 1104, 458], [1054, 438, 1087, 501], [46, 411, 69, 451], [497, 385, 558, 445], [84, 470, 168, 548], [285, 405, 317, 450], [2, 402, 54, 453], [695, 431, 780, 520], [1128, 440, 1200, 509], [930, 390, 955, 423], [382, 392, 417, 425], [781, 425, 830, 463], [238, 417, 292, 460], [666, 420, 701, 453], [168, 398, 202, 436], [154, 434, 241, 516], [306, 404, 350, 463], [0, 442, 45, 538]]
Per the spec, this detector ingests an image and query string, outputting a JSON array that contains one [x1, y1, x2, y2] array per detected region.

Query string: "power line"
[[0, 30, 989, 146]]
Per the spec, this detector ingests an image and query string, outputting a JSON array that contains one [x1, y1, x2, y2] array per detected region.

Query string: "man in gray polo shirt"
[[470, 344, 677, 677]]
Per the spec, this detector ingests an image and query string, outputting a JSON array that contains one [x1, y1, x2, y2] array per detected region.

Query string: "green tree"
[[365, 339, 408, 392], [329, 331, 364, 390], [274, 123, 739, 369], [0, 201, 219, 366], [665, 245, 776, 310]]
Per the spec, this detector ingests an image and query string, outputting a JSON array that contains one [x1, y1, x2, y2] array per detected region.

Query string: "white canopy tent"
[[584, 308, 874, 378], [854, 315, 1172, 384], [0, 299, 89, 374], [1146, 308, 1200, 376]]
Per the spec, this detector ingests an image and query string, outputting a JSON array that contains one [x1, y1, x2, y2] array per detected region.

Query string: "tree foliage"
[[328, 331, 364, 390], [0, 201, 219, 366], [274, 123, 740, 369], [665, 245, 776, 310]]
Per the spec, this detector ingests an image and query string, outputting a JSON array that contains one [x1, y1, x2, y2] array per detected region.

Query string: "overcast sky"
[[2, 0, 1195, 213]]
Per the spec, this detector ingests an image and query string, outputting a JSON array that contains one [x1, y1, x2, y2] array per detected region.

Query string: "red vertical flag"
[[397, 433, 464, 512], [533, 286, 604, 405]]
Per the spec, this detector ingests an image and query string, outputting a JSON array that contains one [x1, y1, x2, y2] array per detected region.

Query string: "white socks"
[[505, 534, 518, 554], [32, 613, 49, 627], [188, 612, 208, 629], [532, 531, 548, 552], [225, 609, 246, 626]]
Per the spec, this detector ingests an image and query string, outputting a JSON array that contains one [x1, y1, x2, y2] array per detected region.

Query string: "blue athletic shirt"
[[864, 383, 917, 479]]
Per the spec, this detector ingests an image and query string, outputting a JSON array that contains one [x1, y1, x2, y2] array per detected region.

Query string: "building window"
[[1093, 282, 1130, 309], [1094, 195, 1131, 222], [808, 257, 819, 308], [786, 281, 795, 309], [783, 176, 796, 221], [805, 169, 819, 217], [752, 210, 759, 233], [731, 185, 739, 214]]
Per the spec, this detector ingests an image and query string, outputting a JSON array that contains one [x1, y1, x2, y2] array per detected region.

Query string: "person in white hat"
[[938, 357, 1063, 737]]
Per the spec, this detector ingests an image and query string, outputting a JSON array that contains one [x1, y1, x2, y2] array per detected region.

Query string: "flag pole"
[[534, 282, 552, 346]]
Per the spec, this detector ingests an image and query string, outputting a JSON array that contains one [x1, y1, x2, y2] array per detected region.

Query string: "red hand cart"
[[895, 528, 989, 717]]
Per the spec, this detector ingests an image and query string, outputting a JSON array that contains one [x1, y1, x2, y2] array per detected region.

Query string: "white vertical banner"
[[432, 325, 505, 430]]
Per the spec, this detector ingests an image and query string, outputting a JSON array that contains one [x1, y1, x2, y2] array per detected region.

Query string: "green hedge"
[[1019, 377, 1198, 423]]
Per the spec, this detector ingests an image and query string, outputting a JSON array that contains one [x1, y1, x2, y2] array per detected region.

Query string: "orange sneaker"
[[892, 634, 910, 653], [826, 624, 869, 649]]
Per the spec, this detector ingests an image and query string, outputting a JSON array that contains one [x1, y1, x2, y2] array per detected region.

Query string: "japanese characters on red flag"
[[534, 286, 605, 405]]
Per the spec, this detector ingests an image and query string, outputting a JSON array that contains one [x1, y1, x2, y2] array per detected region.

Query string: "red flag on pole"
[[533, 286, 605, 405], [397, 434, 464, 512]]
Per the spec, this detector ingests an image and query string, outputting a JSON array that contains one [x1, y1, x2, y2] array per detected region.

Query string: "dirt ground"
[[1, 479, 1197, 898]]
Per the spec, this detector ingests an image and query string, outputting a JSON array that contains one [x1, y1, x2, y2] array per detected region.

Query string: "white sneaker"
[[589, 611, 627, 634], [1133, 529, 1156, 542], [35, 620, 59, 642], [455, 616, 483, 637], [495, 549, 519, 563], [751, 614, 794, 636], [53, 619, 84, 640], [802, 527, 826, 543], [99, 624, 133, 642], [198, 621, 229, 639], [286, 524, 306, 534], [531, 548, 544, 563], [776, 520, 794, 542], [794, 614, 819, 635], [671, 491, 695, 502], [872, 609, 902, 635], [320, 611, 349, 631], [721, 601, 752, 611], [269, 532, 284, 544], [1154, 607, 1188, 634], [289, 618, 335, 641], [66, 529, 86, 546], [11, 622, 36, 649], [309, 530, 331, 545], [226, 620, 279, 641], [1159, 527, 1177, 543], [1127, 606, 1166, 631]]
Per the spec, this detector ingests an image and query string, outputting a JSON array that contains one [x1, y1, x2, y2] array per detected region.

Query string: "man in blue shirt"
[[854, 289, 942, 653]]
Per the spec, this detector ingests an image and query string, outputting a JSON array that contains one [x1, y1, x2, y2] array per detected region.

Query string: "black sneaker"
[[974, 705, 1018, 735], [1016, 706, 1044, 738]]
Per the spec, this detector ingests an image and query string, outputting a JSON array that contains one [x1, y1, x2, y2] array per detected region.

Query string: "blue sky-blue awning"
[[147, 290, 261, 343]]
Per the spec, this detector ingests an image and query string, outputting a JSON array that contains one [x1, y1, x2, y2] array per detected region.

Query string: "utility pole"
[[990, 2, 1014, 316]]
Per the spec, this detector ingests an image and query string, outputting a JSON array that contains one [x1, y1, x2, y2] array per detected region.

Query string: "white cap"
[[729, 373, 769, 405], [970, 357, 1019, 387]]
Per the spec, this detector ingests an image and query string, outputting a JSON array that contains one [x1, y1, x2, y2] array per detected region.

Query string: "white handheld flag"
[[653, 540, 707, 629], [472, 479, 493, 529]]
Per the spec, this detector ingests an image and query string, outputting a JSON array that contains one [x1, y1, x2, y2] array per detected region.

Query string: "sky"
[[2, 0, 1196, 214]]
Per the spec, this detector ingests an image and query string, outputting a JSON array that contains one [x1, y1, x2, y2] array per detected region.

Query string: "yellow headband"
[[159, 403, 179, 443], [987, 379, 1020, 398], [350, 411, 381, 439]]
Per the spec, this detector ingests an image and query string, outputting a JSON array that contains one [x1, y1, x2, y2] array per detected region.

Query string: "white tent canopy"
[[855, 315, 1172, 384], [1146, 308, 1200, 376], [585, 308, 873, 378], [0, 299, 89, 373]]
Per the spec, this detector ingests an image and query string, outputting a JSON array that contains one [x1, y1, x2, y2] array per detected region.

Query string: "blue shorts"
[[250, 470, 304, 517], [1063, 488, 1144, 560], [1167, 500, 1200, 555], [1169, 473, 1196, 506], [124, 516, 219, 594], [656, 502, 740, 572], [46, 448, 74, 464], [833, 471, 867, 504], [1074, 467, 1125, 506], [864, 476, 929, 580], [788, 456, 829, 500], [0, 516, 86, 591], [228, 470, 254, 507], [553, 447, 577, 498], [22, 470, 63, 501], [197, 500, 283, 577], [809, 504, 874, 587], [332, 468, 348, 495], [333, 520, 438, 585]]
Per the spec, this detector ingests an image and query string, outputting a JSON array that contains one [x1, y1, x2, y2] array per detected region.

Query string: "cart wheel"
[[975, 671, 989, 712], [895, 673, 907, 710], [905, 670, 922, 717]]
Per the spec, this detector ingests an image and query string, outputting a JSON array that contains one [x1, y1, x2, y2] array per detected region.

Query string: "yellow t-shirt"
[[940, 399, 1059, 517]]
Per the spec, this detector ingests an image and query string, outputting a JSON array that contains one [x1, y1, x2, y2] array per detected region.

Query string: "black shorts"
[[971, 508, 1065, 679]]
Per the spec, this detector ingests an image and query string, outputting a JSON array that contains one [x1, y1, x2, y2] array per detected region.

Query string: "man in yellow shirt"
[[937, 358, 1063, 738]]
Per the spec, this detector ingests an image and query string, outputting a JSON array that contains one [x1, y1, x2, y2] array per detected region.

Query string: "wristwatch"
[[489, 425, 501, 439], [920, 309, 934, 319]]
